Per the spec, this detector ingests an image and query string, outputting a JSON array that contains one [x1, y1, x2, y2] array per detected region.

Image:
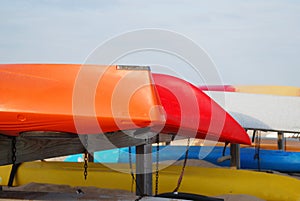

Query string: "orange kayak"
[[0, 64, 165, 136]]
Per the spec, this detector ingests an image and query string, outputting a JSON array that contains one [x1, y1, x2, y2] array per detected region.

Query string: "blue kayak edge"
[[64, 146, 300, 172]]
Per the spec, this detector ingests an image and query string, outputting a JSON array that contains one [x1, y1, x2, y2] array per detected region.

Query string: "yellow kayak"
[[1, 161, 300, 201], [200, 85, 300, 97], [235, 85, 300, 97]]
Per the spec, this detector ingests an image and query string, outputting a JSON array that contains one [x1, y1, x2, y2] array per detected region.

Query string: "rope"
[[173, 138, 190, 193]]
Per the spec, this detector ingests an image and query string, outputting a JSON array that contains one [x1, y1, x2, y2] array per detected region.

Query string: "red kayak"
[[153, 74, 250, 145]]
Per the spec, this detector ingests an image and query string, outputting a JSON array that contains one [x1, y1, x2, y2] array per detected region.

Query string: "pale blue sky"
[[0, 0, 299, 86]]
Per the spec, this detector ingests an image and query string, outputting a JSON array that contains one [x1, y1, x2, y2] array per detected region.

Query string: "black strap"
[[156, 192, 224, 201], [222, 142, 229, 156], [252, 130, 257, 143], [8, 163, 21, 187]]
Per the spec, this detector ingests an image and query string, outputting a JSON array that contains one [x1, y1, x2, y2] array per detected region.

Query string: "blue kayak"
[[65, 146, 300, 172]]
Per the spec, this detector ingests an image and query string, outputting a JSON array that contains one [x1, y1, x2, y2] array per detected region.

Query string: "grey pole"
[[230, 143, 240, 169], [277, 132, 285, 151], [136, 143, 153, 196]]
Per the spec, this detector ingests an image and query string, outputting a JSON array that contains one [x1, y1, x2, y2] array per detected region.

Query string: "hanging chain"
[[83, 135, 88, 180], [173, 137, 190, 193], [11, 137, 17, 164], [83, 151, 88, 180], [155, 134, 159, 195]]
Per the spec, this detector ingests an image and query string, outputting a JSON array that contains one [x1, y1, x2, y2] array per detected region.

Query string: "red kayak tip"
[[152, 73, 251, 145]]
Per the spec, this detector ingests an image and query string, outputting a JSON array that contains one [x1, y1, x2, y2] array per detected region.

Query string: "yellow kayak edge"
[[0, 162, 300, 201]]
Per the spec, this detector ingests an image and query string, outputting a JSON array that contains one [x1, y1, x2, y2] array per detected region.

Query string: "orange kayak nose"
[[0, 64, 165, 136], [153, 74, 251, 145]]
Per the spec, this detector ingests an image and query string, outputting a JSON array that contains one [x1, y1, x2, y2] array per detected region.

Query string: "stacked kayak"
[[0, 64, 250, 144], [66, 146, 300, 172]]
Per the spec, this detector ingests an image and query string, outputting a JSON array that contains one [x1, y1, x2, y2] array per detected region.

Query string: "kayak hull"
[[0, 64, 164, 136]]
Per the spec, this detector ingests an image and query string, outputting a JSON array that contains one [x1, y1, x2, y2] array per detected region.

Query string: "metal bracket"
[[116, 65, 150, 71], [277, 132, 285, 151]]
